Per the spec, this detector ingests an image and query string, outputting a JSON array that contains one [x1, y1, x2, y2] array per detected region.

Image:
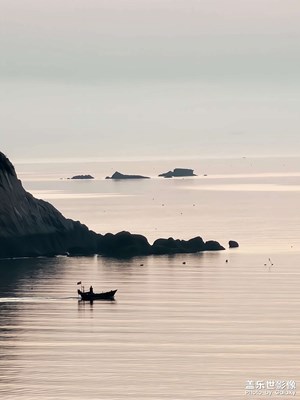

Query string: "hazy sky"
[[1, 0, 300, 161]]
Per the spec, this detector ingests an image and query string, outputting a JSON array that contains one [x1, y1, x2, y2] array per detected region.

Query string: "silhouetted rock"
[[204, 240, 225, 251], [106, 171, 150, 180], [71, 175, 94, 180], [159, 170, 173, 178], [151, 236, 224, 254], [229, 240, 239, 248], [0, 152, 97, 258], [173, 168, 197, 177], [97, 231, 151, 257], [159, 168, 197, 178]]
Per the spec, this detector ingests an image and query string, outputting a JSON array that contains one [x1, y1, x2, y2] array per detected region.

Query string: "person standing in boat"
[[89, 285, 93, 294]]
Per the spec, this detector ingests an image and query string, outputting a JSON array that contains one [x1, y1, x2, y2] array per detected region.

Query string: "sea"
[[1, 155, 300, 400]]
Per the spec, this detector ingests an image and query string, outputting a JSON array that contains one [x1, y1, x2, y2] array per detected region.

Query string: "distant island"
[[159, 168, 197, 178], [0, 152, 224, 259], [105, 168, 197, 180], [105, 171, 150, 180], [70, 174, 94, 180]]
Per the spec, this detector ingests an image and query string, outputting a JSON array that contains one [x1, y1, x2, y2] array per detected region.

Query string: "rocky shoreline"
[[0, 152, 225, 259]]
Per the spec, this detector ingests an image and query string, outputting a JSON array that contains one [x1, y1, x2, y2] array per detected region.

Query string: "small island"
[[71, 174, 94, 180], [159, 168, 197, 178], [105, 171, 150, 180]]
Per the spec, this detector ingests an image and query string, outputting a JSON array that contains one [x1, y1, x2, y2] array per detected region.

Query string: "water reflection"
[[77, 299, 94, 313], [0, 252, 300, 399]]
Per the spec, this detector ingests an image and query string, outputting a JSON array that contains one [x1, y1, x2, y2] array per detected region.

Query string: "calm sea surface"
[[1, 156, 300, 399]]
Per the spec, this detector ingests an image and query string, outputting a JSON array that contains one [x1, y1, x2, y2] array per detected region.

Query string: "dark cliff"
[[0, 152, 97, 258]]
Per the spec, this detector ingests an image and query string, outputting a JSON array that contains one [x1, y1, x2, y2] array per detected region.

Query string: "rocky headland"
[[0, 152, 224, 259], [159, 168, 197, 178]]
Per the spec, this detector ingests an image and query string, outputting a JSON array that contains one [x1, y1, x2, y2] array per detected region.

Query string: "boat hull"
[[78, 289, 117, 301]]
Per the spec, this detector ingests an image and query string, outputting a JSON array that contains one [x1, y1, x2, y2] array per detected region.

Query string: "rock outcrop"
[[71, 175, 94, 180], [229, 240, 239, 248], [0, 152, 224, 259], [97, 231, 151, 258], [159, 171, 173, 178], [97, 232, 224, 257], [159, 168, 197, 178], [151, 236, 224, 254], [105, 171, 150, 180]]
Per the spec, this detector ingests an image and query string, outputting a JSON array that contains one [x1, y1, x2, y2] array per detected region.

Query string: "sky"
[[1, 0, 300, 161]]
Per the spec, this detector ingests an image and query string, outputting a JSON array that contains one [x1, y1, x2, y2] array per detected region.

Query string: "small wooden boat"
[[77, 288, 117, 301]]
